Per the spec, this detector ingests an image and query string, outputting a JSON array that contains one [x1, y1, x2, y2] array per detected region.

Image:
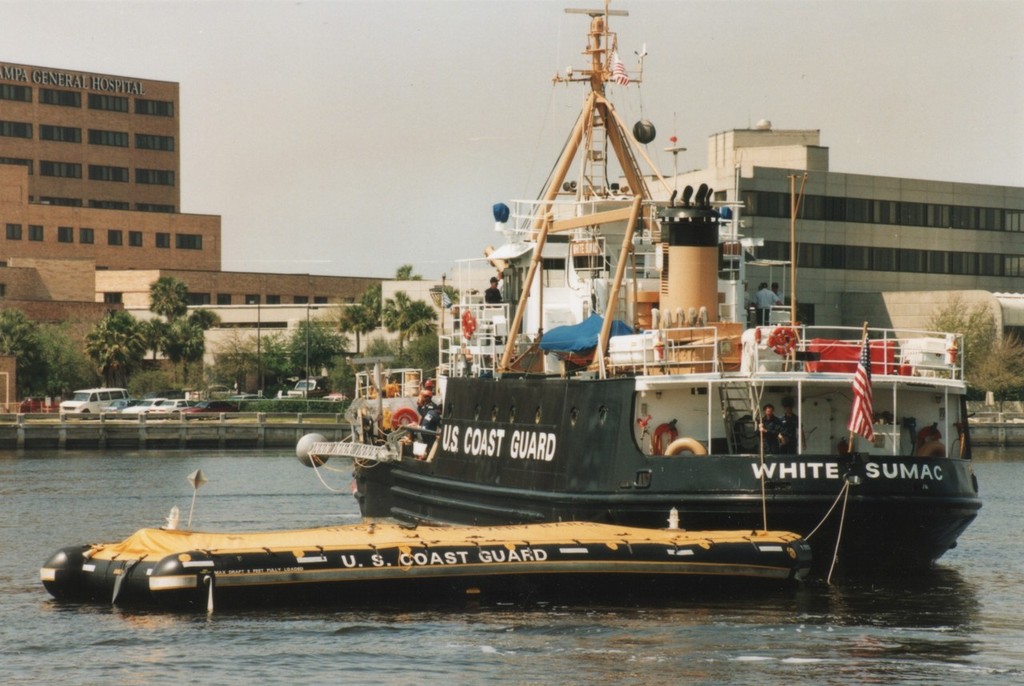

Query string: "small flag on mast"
[[611, 52, 630, 85], [848, 332, 874, 441]]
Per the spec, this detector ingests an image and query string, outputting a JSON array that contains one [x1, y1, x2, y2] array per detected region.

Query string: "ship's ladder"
[[582, 107, 609, 197], [719, 383, 760, 453]]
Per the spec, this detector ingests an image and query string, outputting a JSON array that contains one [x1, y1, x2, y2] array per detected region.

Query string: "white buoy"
[[296, 433, 328, 467]]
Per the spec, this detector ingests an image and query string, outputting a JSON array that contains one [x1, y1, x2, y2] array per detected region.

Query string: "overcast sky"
[[4, 0, 1022, 279]]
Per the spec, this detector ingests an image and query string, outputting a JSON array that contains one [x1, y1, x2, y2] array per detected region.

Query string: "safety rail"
[[499, 198, 660, 241]]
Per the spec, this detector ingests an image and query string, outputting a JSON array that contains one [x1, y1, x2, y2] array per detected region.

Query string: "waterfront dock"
[[0, 412, 349, 450]]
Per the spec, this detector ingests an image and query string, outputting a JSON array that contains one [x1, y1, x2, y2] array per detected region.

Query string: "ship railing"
[[607, 326, 725, 376], [500, 198, 660, 242], [741, 325, 964, 381], [353, 367, 423, 401], [439, 302, 506, 379]]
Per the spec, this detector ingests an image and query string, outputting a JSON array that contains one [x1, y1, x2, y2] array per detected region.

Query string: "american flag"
[[611, 52, 630, 85], [848, 334, 874, 441]]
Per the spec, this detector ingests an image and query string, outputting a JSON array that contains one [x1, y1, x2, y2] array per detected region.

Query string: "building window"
[[88, 199, 130, 210], [39, 88, 81, 107], [293, 295, 309, 304], [28, 225, 43, 241], [89, 165, 130, 182], [6, 224, 22, 240], [0, 84, 32, 102], [245, 294, 260, 305], [134, 99, 174, 117], [314, 296, 328, 304], [175, 233, 202, 250], [103, 292, 123, 304], [39, 161, 81, 178], [107, 229, 123, 246], [79, 228, 94, 244], [135, 168, 175, 186], [38, 196, 82, 207], [88, 129, 129, 147], [135, 133, 175, 151], [0, 158, 32, 174], [128, 231, 143, 247], [0, 283, 6, 298], [155, 232, 170, 248], [266, 295, 281, 304], [0, 120, 32, 138], [40, 125, 81, 143], [87, 93, 128, 112], [57, 226, 73, 243], [136, 203, 176, 213], [186, 292, 211, 305], [216, 293, 232, 305]]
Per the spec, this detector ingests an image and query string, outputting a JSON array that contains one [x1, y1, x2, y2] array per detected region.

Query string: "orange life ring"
[[461, 309, 477, 338], [767, 326, 798, 356], [663, 437, 708, 456], [391, 407, 419, 428], [652, 421, 679, 456]]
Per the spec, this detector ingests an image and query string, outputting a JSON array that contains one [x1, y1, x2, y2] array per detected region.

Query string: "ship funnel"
[[657, 203, 719, 324]]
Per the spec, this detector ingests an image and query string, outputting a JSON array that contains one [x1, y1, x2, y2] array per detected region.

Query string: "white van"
[[59, 388, 130, 414]]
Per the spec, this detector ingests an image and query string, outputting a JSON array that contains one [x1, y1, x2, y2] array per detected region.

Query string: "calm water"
[[1, 447, 1021, 685]]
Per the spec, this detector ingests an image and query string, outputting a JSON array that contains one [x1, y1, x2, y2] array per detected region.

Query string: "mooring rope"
[[826, 480, 852, 585]]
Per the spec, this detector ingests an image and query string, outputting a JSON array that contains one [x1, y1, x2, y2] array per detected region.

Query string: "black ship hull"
[[354, 376, 981, 573]]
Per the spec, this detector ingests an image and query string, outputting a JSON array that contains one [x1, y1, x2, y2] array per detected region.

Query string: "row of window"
[[744, 190, 1024, 233], [26, 124, 175, 151], [25, 160, 175, 186], [24, 193, 175, 213], [103, 293, 330, 306], [4, 222, 202, 249], [0, 84, 173, 116], [757, 240, 1023, 278]]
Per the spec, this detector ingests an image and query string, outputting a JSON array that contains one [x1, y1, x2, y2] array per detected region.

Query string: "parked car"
[[148, 399, 196, 415], [59, 388, 130, 414], [19, 397, 55, 413], [120, 398, 169, 415], [103, 398, 138, 413], [324, 392, 349, 402], [181, 400, 239, 415]]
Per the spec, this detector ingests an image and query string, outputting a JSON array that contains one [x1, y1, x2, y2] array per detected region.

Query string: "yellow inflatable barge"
[[42, 521, 812, 610]]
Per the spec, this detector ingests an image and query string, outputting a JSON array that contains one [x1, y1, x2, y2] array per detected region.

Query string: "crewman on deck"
[[759, 403, 782, 454], [779, 397, 801, 454]]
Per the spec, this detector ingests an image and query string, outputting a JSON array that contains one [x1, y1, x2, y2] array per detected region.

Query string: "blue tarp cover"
[[539, 314, 633, 353]]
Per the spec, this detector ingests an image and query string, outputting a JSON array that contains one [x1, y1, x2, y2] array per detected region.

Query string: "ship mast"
[[499, 3, 651, 375]]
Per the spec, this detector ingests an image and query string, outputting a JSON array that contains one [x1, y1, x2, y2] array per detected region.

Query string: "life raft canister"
[[461, 309, 477, 338], [767, 326, 798, 356], [652, 420, 679, 456]]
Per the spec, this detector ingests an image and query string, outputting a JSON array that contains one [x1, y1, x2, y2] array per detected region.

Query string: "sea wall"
[[0, 412, 349, 450]]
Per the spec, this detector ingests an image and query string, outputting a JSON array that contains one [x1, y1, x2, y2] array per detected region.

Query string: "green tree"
[[927, 294, 997, 382], [382, 291, 437, 353], [36, 322, 97, 396], [149, 276, 189, 320], [140, 318, 168, 361], [338, 287, 380, 354], [972, 334, 1024, 407], [0, 308, 44, 397], [288, 319, 349, 377], [84, 310, 147, 387]]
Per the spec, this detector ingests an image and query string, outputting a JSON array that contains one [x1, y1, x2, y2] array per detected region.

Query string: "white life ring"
[[663, 437, 708, 456]]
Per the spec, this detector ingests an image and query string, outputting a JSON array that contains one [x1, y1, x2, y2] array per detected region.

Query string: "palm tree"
[[149, 276, 189, 321], [382, 290, 437, 353], [394, 264, 421, 281], [85, 311, 146, 387]]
